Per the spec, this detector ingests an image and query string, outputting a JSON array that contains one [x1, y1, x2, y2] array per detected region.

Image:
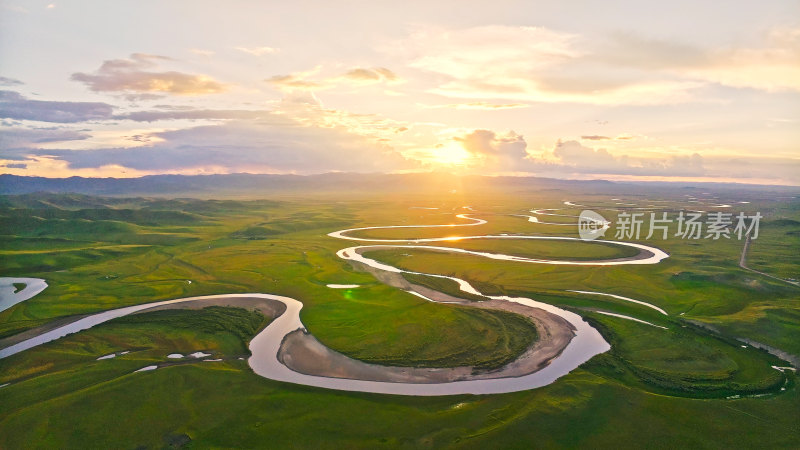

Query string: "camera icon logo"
[[578, 210, 610, 241]]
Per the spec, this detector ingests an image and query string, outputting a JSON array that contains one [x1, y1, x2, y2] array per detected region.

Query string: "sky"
[[0, 1, 798, 185]]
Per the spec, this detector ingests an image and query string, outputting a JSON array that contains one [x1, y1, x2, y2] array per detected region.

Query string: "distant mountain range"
[[0, 173, 797, 197], [0, 173, 607, 196]]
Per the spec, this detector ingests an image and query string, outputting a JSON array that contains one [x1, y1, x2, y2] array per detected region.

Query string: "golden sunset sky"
[[1, 1, 798, 184]]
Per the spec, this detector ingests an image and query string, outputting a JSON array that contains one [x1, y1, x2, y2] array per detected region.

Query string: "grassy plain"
[[0, 188, 798, 448]]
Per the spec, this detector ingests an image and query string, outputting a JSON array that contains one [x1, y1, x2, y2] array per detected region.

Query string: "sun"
[[430, 143, 472, 166]]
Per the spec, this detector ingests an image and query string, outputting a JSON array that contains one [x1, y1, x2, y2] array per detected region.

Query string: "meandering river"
[[0, 210, 672, 395], [0, 278, 48, 314]]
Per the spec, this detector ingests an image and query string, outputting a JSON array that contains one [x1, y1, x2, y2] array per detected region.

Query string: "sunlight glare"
[[430, 143, 472, 166]]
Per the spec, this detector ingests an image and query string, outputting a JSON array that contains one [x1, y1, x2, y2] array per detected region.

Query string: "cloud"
[[581, 135, 611, 140], [456, 129, 526, 157], [595, 33, 710, 70], [235, 46, 278, 56], [116, 108, 272, 122], [0, 126, 91, 147], [121, 93, 165, 102], [688, 27, 800, 92], [551, 140, 627, 172], [394, 24, 800, 106], [592, 28, 800, 93], [580, 134, 637, 141], [419, 129, 529, 171], [423, 102, 529, 110], [343, 67, 397, 82], [2, 90, 418, 175], [0, 153, 153, 178], [0, 77, 23, 87], [71, 53, 227, 95], [275, 91, 411, 142], [403, 25, 578, 73], [538, 140, 706, 177], [426, 129, 702, 177], [266, 74, 323, 90], [396, 25, 702, 105], [11, 118, 416, 174], [267, 66, 401, 92], [0, 90, 114, 123]]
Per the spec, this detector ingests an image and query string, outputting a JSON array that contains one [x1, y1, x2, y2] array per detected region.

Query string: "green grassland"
[[0, 190, 799, 447], [746, 219, 800, 281], [0, 195, 538, 370], [0, 306, 268, 389], [1, 341, 797, 448]]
